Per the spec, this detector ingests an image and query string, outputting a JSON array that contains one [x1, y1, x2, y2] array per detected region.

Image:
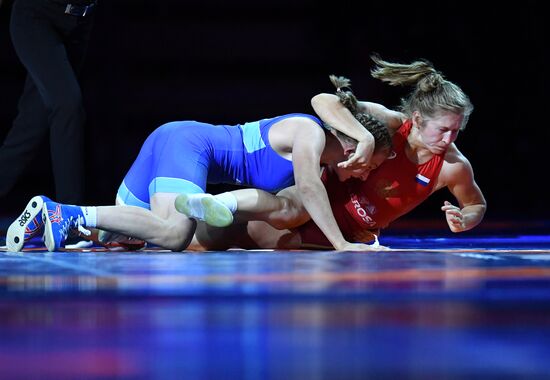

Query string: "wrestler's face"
[[335, 166, 364, 182], [414, 111, 463, 154], [336, 148, 389, 181]]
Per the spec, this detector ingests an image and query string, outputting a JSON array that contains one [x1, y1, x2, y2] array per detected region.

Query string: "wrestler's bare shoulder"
[[443, 144, 469, 165]]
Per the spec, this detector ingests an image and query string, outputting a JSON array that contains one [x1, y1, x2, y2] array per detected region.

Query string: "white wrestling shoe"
[[6, 195, 51, 252], [175, 193, 234, 227]]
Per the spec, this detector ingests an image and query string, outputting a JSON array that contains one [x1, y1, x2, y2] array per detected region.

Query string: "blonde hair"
[[370, 54, 473, 130]]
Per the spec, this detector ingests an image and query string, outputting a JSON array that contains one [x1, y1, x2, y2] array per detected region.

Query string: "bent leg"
[[96, 193, 195, 251], [246, 221, 303, 249], [228, 186, 310, 229], [191, 220, 303, 251], [190, 222, 257, 251]]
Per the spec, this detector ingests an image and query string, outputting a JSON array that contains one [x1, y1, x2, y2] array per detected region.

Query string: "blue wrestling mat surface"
[[1, 233, 550, 379]]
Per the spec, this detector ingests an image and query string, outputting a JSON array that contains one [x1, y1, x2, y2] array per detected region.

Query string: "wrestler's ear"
[[343, 146, 356, 157]]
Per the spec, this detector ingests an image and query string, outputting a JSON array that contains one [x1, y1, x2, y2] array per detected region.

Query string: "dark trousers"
[[0, 0, 95, 204]]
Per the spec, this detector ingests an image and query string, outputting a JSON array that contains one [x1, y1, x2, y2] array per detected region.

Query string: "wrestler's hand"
[[337, 139, 374, 170], [353, 229, 378, 243], [441, 201, 466, 232], [336, 241, 390, 252]]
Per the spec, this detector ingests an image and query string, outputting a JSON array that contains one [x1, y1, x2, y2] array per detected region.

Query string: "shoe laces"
[[77, 216, 91, 237], [59, 214, 91, 239]]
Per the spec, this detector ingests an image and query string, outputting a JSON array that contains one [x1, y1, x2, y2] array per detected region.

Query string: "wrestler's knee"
[[247, 221, 301, 249], [193, 223, 244, 251], [270, 197, 308, 229], [162, 218, 197, 251]]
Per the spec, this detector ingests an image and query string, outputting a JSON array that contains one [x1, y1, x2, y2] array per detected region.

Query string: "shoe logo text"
[[18, 211, 32, 226]]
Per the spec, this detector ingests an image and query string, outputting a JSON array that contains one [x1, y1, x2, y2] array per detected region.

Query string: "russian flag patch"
[[415, 173, 430, 186]]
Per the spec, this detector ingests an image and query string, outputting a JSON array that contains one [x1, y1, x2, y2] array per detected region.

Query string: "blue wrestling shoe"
[[175, 193, 234, 227], [6, 195, 52, 252], [42, 201, 88, 252]]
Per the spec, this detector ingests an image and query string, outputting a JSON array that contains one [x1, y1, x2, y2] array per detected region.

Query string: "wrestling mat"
[[1, 232, 550, 379]]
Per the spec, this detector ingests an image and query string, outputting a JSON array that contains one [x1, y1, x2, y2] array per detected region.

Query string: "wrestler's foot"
[[98, 229, 146, 251], [43, 202, 90, 252], [6, 195, 52, 252], [175, 193, 233, 227]]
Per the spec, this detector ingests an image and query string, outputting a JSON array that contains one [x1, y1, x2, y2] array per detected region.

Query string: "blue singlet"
[[117, 113, 322, 209]]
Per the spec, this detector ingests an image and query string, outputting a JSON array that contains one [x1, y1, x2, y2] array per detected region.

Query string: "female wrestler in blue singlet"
[[33, 76, 391, 252], [118, 113, 319, 208]]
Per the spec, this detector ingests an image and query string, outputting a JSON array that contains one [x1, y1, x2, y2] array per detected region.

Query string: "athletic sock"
[[80, 206, 97, 228], [213, 192, 238, 213]]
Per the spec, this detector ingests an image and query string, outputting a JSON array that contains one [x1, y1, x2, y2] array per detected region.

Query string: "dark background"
[[0, 0, 548, 227]]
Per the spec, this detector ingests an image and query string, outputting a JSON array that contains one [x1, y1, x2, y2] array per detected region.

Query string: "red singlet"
[[298, 120, 444, 248]]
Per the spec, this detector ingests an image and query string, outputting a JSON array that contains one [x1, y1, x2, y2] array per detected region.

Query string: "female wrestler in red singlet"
[[188, 55, 486, 251], [297, 119, 445, 248]]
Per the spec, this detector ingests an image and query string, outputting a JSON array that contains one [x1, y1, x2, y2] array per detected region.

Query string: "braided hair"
[[329, 75, 392, 150]]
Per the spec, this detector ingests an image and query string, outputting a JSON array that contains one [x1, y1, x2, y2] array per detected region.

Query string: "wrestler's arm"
[[311, 93, 375, 164], [356, 101, 405, 131], [440, 155, 487, 232], [291, 120, 376, 251], [311, 93, 402, 168]]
